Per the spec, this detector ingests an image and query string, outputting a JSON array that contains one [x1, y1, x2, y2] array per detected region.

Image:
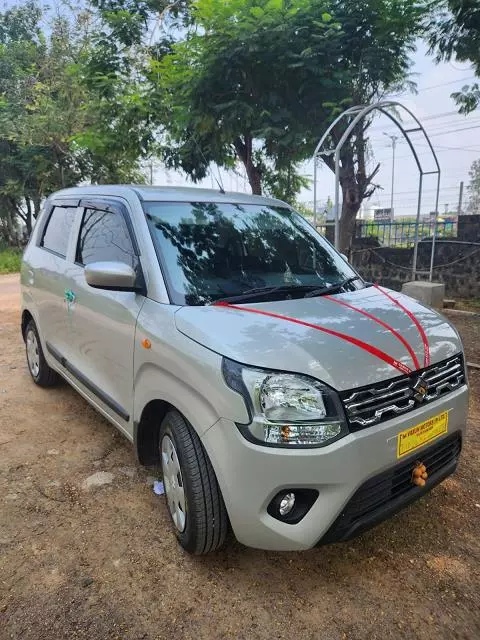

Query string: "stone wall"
[[458, 214, 480, 242], [351, 240, 480, 298]]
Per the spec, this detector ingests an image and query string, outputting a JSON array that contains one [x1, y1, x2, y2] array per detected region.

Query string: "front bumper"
[[201, 385, 469, 551], [319, 431, 461, 544]]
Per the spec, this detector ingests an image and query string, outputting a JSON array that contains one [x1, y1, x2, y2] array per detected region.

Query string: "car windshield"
[[144, 201, 361, 306]]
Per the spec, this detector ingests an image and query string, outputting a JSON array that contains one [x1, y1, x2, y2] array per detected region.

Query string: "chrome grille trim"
[[341, 355, 465, 430]]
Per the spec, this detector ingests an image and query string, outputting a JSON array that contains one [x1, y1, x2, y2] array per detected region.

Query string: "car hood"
[[174, 287, 462, 391]]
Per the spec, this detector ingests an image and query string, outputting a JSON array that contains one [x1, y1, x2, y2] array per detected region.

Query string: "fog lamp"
[[279, 492, 296, 516]]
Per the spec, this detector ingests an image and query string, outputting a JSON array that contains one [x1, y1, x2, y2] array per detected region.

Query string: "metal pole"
[[429, 173, 441, 282], [312, 101, 441, 256], [150, 161, 154, 185], [313, 156, 317, 228], [334, 152, 341, 250], [429, 211, 438, 282], [391, 137, 397, 215], [457, 181, 464, 215], [412, 173, 424, 280], [384, 133, 398, 215]]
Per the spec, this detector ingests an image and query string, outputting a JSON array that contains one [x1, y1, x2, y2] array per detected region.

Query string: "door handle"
[[28, 269, 34, 285]]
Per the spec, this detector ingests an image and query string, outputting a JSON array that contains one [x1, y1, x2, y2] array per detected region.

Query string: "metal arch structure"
[[312, 101, 441, 280]]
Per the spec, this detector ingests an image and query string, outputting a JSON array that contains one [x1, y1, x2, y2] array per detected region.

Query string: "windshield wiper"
[[304, 276, 363, 299], [213, 284, 321, 305]]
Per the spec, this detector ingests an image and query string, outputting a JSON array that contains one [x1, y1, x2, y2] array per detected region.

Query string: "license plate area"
[[397, 411, 448, 458]]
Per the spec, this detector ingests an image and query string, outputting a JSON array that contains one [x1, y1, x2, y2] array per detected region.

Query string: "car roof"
[[52, 185, 288, 208]]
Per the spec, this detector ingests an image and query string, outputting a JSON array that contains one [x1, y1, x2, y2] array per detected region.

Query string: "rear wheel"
[[25, 320, 59, 387], [159, 410, 228, 554]]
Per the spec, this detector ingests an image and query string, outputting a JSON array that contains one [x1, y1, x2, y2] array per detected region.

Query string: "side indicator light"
[[142, 338, 152, 350]]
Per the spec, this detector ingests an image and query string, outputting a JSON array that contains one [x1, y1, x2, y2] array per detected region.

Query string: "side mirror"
[[85, 261, 138, 291], [340, 253, 348, 262]]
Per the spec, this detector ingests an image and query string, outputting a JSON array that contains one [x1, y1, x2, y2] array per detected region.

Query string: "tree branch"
[[366, 162, 381, 185]]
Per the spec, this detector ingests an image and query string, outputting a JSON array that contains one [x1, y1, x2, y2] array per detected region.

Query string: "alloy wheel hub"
[[161, 434, 186, 532], [26, 330, 40, 378]]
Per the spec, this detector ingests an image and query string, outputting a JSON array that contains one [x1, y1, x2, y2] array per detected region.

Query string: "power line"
[[379, 186, 462, 196], [431, 147, 480, 154], [416, 76, 476, 91], [370, 118, 480, 138], [385, 75, 476, 98], [420, 143, 480, 152], [369, 107, 480, 134], [424, 118, 480, 132], [371, 110, 466, 131], [429, 125, 480, 137]]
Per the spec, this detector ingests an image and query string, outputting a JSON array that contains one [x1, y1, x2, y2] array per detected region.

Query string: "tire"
[[159, 410, 228, 554], [25, 320, 59, 387]]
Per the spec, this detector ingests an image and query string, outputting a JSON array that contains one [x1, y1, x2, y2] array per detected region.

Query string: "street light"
[[383, 133, 399, 217]]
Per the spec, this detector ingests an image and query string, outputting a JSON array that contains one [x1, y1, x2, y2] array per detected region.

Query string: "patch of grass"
[[0, 248, 22, 274], [455, 298, 480, 313]]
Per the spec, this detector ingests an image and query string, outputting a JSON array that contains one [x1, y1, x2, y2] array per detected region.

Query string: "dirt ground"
[[1, 273, 479, 640]]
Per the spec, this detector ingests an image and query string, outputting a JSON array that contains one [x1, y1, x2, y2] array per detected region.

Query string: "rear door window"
[[76, 207, 138, 269], [41, 206, 77, 257]]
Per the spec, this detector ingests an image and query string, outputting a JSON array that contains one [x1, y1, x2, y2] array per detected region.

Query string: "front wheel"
[[159, 410, 228, 554]]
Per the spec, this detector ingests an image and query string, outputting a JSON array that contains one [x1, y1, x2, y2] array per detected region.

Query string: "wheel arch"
[[21, 309, 34, 341], [134, 399, 173, 466]]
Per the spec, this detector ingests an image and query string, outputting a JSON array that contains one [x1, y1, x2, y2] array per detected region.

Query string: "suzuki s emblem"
[[412, 377, 429, 402]]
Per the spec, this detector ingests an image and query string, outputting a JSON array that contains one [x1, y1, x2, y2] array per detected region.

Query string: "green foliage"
[[262, 164, 310, 205], [294, 201, 315, 221], [452, 84, 480, 115], [0, 0, 430, 252], [0, 1, 149, 239], [466, 158, 480, 214], [0, 247, 22, 273], [427, 1, 480, 113], [152, 0, 425, 248]]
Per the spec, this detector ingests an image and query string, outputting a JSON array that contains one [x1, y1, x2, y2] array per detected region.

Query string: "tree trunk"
[[25, 199, 33, 236], [33, 196, 42, 220], [245, 161, 262, 195], [339, 175, 361, 254], [323, 124, 380, 253], [234, 136, 262, 195]]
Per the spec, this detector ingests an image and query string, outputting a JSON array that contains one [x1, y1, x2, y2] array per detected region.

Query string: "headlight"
[[222, 358, 348, 448]]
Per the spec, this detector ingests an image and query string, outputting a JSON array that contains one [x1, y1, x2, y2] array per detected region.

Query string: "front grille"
[[341, 354, 465, 431], [320, 432, 462, 544]]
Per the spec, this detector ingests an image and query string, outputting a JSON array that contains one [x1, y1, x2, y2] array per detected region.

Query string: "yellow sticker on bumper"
[[397, 411, 449, 458]]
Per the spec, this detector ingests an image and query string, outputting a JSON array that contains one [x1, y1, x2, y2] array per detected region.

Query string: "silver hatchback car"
[[21, 186, 468, 554]]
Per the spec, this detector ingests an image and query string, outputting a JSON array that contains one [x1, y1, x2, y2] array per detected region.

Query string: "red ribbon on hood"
[[214, 287, 430, 376]]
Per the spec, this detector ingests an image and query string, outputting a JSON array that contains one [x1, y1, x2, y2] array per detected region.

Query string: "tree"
[[0, 1, 149, 237], [427, 1, 480, 114], [46, 0, 425, 250], [466, 159, 480, 214], [154, 0, 426, 250], [153, 0, 337, 199]]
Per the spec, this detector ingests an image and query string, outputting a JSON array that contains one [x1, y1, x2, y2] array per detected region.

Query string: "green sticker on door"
[[64, 288, 76, 312]]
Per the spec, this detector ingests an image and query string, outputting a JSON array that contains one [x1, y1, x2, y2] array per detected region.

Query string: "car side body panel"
[[133, 299, 249, 436]]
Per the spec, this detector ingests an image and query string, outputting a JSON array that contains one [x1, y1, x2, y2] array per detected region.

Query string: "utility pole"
[[444, 203, 449, 215], [383, 133, 399, 217], [457, 181, 464, 216], [150, 161, 154, 186]]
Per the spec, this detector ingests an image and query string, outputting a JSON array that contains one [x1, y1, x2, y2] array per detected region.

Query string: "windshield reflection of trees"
[[150, 203, 340, 305]]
